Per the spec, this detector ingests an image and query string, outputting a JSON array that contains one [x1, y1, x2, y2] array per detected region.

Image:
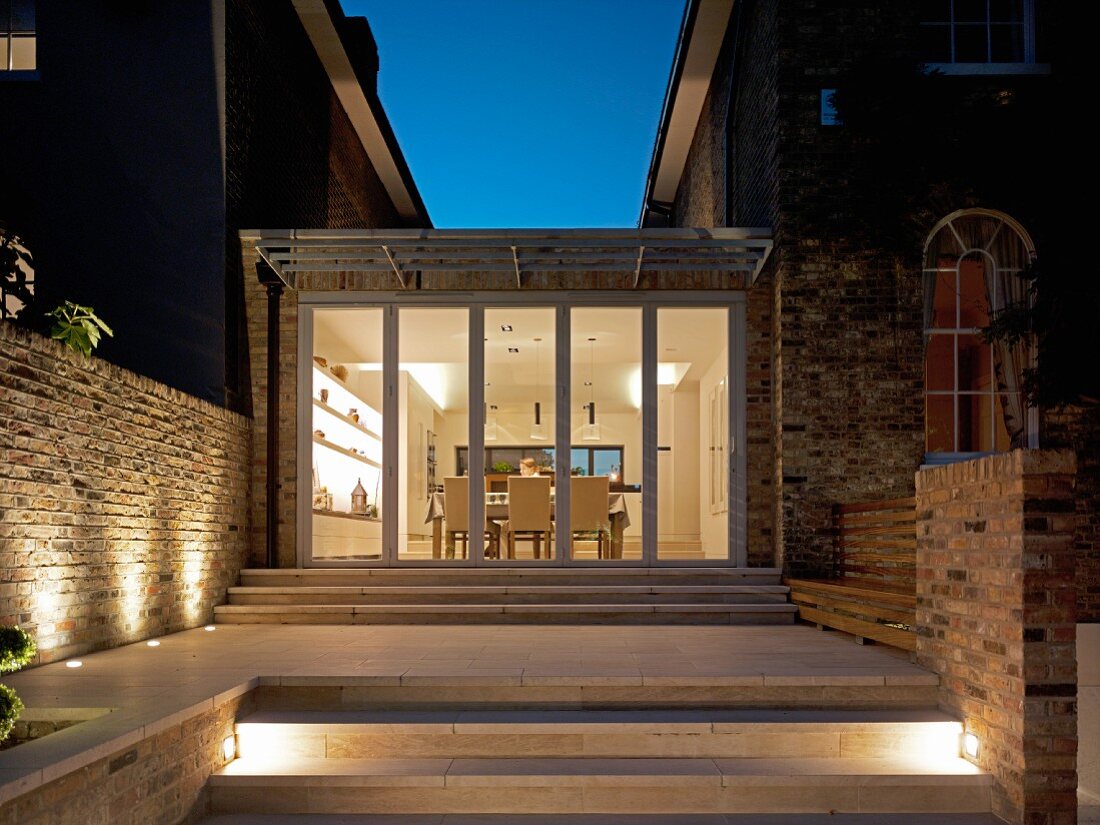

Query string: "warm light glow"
[[147, 640, 161, 647], [204, 625, 216, 632], [65, 660, 83, 669], [963, 731, 981, 759], [404, 363, 449, 410], [222, 735, 237, 761]]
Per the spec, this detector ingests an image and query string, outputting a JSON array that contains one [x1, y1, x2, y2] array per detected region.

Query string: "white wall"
[[698, 350, 729, 558], [658, 382, 701, 543], [400, 372, 442, 541]]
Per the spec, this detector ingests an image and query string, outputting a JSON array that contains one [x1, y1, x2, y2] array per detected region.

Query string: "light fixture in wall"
[[508, 347, 519, 354], [582, 338, 601, 441], [962, 731, 981, 760], [530, 338, 547, 440], [222, 735, 237, 762]]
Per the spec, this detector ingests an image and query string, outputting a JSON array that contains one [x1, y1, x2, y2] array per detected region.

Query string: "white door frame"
[[297, 291, 748, 568]]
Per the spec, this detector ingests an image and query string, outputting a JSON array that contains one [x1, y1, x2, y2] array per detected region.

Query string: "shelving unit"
[[313, 397, 381, 442], [312, 434, 381, 469]]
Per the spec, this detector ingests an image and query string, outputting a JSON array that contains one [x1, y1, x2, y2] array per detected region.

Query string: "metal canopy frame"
[[249, 228, 773, 289]]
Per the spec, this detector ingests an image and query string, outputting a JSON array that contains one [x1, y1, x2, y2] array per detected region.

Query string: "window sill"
[[0, 69, 39, 81], [921, 451, 999, 469], [924, 62, 1051, 76]]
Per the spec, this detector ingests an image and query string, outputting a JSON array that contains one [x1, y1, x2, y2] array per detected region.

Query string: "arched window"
[[0, 224, 34, 320], [923, 209, 1036, 462]]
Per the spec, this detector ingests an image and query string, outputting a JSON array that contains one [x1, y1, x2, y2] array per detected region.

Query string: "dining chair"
[[443, 476, 477, 559], [571, 475, 610, 559], [506, 476, 552, 559]]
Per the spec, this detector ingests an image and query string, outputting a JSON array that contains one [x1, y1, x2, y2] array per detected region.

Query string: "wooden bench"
[[785, 497, 917, 651]]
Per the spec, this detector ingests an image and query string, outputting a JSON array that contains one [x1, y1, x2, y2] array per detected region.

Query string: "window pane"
[[925, 334, 955, 391], [989, 0, 1023, 23], [311, 308, 384, 562], [572, 307, 641, 561], [485, 307, 555, 561], [957, 334, 993, 392], [954, 23, 989, 61], [990, 23, 1025, 61], [954, 0, 989, 23], [930, 267, 957, 328], [958, 256, 989, 328], [958, 394, 991, 452], [926, 395, 954, 452], [570, 448, 588, 475], [10, 34, 33, 69], [400, 307, 468, 561], [658, 308, 728, 561], [11, 1, 35, 31], [920, 24, 953, 62], [919, 0, 951, 23]]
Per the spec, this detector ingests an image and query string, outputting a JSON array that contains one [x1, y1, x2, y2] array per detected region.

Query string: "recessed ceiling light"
[[584, 381, 592, 386], [508, 347, 519, 353], [501, 324, 513, 332]]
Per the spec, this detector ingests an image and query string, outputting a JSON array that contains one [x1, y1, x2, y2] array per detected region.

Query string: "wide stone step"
[[235, 708, 962, 760], [227, 585, 791, 606], [213, 602, 799, 625], [208, 755, 991, 815], [238, 568, 784, 589], [200, 815, 1004, 824]]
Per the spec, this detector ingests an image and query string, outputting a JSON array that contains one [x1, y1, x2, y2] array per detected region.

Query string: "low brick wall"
[[915, 449, 1077, 825], [0, 323, 252, 662], [0, 689, 254, 825]]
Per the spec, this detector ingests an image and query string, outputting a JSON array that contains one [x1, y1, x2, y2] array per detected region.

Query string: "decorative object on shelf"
[[351, 478, 368, 514], [319, 388, 329, 404], [314, 429, 325, 439], [313, 356, 328, 368], [330, 364, 349, 381], [312, 487, 333, 511], [366, 503, 378, 519], [348, 408, 359, 423]]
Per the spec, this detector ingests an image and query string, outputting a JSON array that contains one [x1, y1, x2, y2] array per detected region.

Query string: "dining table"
[[423, 491, 631, 559]]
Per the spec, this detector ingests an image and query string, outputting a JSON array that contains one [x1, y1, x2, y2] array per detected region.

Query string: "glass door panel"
[[310, 308, 384, 561], [569, 307, 642, 561], [484, 307, 556, 561], [398, 307, 469, 561], [657, 308, 729, 561]]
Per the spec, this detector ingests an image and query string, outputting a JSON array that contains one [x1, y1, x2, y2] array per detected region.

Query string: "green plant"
[[0, 684, 23, 743], [491, 461, 513, 473], [48, 301, 113, 357], [0, 626, 35, 674], [571, 466, 586, 475]]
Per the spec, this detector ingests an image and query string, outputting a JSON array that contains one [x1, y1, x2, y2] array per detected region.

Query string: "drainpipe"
[[257, 260, 284, 569], [723, 0, 744, 227]]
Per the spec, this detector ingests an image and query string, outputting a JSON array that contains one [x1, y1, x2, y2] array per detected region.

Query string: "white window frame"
[[922, 0, 1050, 76]]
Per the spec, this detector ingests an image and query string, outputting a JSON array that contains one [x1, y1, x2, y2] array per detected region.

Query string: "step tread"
[[215, 603, 800, 614], [228, 585, 792, 594], [200, 814, 1005, 824], [237, 708, 960, 734], [213, 755, 990, 787], [241, 568, 783, 576]]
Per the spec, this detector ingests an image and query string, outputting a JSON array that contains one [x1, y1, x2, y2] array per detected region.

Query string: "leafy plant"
[[0, 627, 35, 674], [491, 461, 514, 473], [48, 301, 113, 357], [0, 684, 23, 743]]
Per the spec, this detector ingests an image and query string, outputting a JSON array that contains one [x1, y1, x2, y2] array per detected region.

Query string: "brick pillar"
[[915, 449, 1078, 825]]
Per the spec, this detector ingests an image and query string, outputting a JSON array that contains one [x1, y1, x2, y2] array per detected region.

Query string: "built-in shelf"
[[312, 434, 382, 469], [312, 509, 381, 523], [312, 398, 381, 441]]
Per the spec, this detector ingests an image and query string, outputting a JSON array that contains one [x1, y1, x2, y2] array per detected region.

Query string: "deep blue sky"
[[341, 0, 685, 228]]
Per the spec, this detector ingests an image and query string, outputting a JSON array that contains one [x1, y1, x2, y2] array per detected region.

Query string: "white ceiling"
[[313, 306, 727, 412]]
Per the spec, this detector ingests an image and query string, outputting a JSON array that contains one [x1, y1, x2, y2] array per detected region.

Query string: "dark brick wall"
[[224, 0, 407, 413], [669, 0, 1085, 586]]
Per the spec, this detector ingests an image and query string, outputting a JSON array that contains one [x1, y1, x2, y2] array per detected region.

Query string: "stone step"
[[235, 709, 963, 760], [213, 602, 799, 625], [208, 755, 991, 815], [200, 814, 1005, 824], [227, 585, 791, 606], [238, 568, 784, 589]]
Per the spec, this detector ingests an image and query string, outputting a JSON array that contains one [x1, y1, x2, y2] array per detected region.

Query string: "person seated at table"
[[518, 458, 540, 477]]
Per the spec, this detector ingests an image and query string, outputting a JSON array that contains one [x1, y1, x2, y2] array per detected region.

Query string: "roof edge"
[[292, 0, 431, 227]]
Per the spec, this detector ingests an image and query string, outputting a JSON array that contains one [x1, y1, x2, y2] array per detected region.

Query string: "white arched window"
[[923, 208, 1037, 462], [0, 225, 34, 320]]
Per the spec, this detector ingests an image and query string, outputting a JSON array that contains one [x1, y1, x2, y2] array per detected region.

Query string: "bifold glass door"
[[302, 297, 746, 566]]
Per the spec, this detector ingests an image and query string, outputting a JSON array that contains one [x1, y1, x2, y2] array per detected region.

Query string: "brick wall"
[[915, 450, 1077, 825], [0, 690, 255, 825], [0, 323, 251, 662]]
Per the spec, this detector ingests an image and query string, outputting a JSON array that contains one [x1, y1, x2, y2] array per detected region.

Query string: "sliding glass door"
[[300, 294, 746, 567]]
